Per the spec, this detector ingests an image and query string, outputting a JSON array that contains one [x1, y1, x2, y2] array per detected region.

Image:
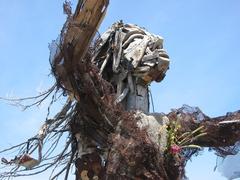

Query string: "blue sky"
[[0, 0, 240, 179]]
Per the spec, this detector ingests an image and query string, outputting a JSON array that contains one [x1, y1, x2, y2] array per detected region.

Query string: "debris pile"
[[0, 1, 240, 180], [92, 22, 169, 112]]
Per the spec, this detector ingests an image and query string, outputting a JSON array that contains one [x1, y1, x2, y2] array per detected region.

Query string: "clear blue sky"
[[0, 0, 240, 179]]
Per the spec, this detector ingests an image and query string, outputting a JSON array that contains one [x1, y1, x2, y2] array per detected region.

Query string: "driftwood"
[[92, 22, 169, 114], [0, 0, 240, 180], [52, 0, 109, 101]]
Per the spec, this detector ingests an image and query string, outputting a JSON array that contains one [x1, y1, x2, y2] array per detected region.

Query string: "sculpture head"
[[92, 22, 170, 112]]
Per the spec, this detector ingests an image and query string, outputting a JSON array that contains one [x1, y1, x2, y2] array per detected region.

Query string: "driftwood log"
[[0, 0, 240, 180]]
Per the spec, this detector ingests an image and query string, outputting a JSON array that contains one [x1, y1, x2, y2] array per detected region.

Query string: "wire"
[[149, 86, 155, 113]]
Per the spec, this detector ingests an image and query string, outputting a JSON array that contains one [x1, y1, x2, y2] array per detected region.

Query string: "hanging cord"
[[213, 155, 225, 172], [149, 86, 155, 113]]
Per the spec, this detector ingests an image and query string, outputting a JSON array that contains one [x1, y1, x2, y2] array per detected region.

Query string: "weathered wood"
[[53, 0, 109, 101], [92, 22, 170, 114], [112, 29, 123, 73], [65, 0, 109, 66]]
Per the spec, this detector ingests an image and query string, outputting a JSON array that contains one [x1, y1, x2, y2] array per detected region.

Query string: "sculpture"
[[0, 1, 240, 179]]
